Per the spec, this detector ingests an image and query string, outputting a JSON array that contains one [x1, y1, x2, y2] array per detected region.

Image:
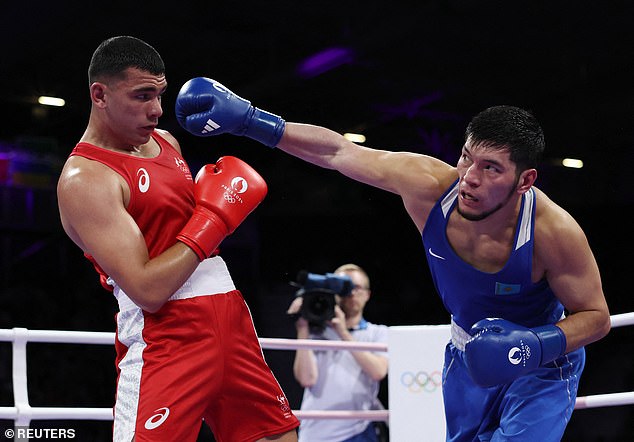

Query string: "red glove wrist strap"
[[176, 206, 229, 261]]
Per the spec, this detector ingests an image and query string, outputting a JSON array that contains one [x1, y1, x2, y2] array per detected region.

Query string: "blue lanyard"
[[349, 318, 368, 332]]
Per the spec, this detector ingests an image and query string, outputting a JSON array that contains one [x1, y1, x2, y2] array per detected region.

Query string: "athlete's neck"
[[80, 128, 159, 158]]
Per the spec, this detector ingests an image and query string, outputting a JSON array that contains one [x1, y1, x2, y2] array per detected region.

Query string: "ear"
[[89, 82, 107, 108], [516, 168, 537, 194]]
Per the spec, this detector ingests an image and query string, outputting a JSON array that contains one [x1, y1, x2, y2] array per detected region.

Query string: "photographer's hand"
[[331, 305, 389, 382], [330, 305, 352, 340], [287, 297, 310, 337]]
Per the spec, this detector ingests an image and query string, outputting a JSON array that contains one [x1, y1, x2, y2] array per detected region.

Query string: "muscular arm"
[[57, 156, 199, 313], [535, 191, 611, 351], [278, 123, 458, 231], [176, 79, 457, 230]]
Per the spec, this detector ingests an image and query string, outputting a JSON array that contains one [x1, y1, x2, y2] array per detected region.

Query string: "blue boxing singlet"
[[422, 180, 564, 333]]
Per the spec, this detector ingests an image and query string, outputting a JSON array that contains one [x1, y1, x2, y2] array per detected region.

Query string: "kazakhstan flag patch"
[[495, 282, 521, 295]]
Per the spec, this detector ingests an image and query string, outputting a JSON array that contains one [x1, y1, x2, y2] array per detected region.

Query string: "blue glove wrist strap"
[[533, 324, 567, 365], [245, 108, 286, 148]]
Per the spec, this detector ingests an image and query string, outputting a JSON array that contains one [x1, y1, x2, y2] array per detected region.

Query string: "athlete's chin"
[[457, 206, 487, 222], [137, 127, 155, 141], [133, 134, 152, 146]]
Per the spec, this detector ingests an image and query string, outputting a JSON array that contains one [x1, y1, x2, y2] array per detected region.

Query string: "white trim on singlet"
[[450, 318, 471, 352], [112, 256, 236, 313], [441, 183, 459, 218], [439, 183, 534, 251], [515, 188, 534, 250]]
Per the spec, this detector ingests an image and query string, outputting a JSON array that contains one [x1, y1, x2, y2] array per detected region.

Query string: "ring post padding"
[[12, 327, 33, 440], [388, 324, 450, 442]]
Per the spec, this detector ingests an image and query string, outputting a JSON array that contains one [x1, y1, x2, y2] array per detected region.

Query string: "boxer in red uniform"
[[57, 36, 299, 442]]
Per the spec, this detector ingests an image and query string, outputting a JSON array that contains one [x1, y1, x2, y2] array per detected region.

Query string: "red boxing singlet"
[[70, 131, 195, 257], [70, 131, 195, 289]]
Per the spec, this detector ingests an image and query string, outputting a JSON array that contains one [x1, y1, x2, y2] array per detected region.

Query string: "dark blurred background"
[[1, 1, 633, 440]]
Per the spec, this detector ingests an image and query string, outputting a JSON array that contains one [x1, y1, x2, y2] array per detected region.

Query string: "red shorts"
[[113, 290, 299, 441]]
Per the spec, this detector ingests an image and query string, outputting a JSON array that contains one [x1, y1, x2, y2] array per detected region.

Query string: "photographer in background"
[[287, 264, 389, 442]]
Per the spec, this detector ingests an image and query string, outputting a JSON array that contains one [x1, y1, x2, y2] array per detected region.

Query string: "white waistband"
[[113, 256, 236, 312], [451, 319, 471, 352], [450, 314, 568, 352]]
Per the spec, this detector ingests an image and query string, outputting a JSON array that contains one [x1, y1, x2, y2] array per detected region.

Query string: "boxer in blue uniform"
[[425, 182, 585, 440], [174, 78, 611, 441]]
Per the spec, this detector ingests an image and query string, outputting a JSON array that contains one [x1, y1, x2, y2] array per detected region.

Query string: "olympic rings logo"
[[221, 179, 246, 204], [400, 370, 442, 393], [224, 192, 236, 203]]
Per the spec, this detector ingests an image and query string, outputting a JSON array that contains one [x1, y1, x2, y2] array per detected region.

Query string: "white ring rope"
[[607, 311, 634, 328], [260, 337, 387, 352], [294, 410, 389, 421], [1, 312, 632, 426]]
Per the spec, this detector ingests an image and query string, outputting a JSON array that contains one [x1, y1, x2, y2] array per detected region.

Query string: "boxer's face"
[[96, 67, 167, 149], [455, 139, 521, 222]]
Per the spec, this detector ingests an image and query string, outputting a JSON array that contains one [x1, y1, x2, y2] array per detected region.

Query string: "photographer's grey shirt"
[[298, 320, 389, 442]]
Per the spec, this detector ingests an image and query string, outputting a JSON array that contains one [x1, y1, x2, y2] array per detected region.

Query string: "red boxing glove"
[[177, 156, 268, 260]]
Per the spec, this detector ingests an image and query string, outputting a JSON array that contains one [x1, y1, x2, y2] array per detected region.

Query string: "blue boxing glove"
[[175, 77, 285, 147], [464, 318, 567, 388]]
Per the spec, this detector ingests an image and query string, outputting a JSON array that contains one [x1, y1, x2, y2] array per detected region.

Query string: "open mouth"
[[460, 190, 479, 202]]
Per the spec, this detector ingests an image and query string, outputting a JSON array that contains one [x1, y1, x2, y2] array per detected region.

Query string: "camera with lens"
[[293, 270, 353, 333]]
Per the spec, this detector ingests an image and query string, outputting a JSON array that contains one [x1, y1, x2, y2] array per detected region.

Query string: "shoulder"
[[57, 155, 129, 249], [381, 153, 457, 231], [533, 187, 582, 239], [58, 155, 127, 207], [379, 151, 457, 195], [154, 129, 182, 153], [59, 155, 116, 187], [533, 187, 588, 266]]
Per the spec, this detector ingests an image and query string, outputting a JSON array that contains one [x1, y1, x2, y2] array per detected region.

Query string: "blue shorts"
[[442, 342, 585, 442]]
